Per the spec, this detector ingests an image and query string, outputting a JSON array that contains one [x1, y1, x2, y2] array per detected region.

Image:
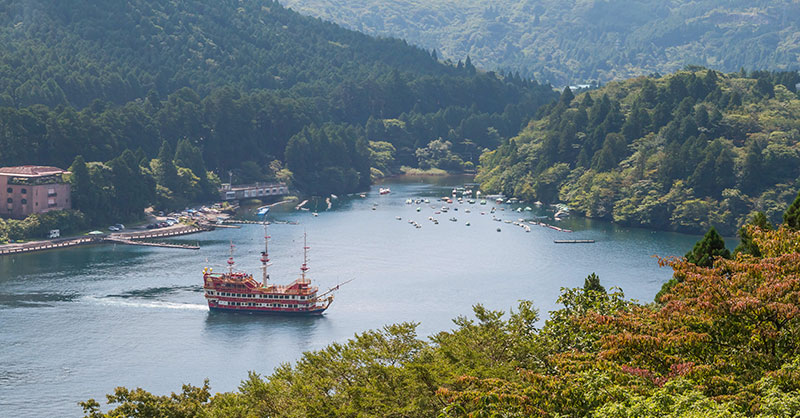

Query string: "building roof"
[[0, 165, 69, 177]]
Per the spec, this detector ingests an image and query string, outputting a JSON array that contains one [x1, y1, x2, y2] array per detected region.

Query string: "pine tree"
[[740, 139, 763, 194], [174, 138, 206, 178], [559, 86, 574, 106], [583, 273, 605, 293], [685, 227, 731, 268], [155, 140, 178, 192], [734, 212, 772, 257], [464, 56, 476, 74], [68, 155, 91, 216], [784, 190, 800, 230], [580, 92, 593, 108]]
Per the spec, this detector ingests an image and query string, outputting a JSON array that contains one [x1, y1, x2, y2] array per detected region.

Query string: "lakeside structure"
[[0, 165, 71, 219], [219, 182, 288, 201]]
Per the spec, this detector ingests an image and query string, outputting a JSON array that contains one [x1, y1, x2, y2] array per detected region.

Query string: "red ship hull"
[[207, 305, 327, 315]]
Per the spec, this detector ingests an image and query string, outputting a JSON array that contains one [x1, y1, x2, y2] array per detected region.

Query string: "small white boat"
[[379, 188, 391, 195], [312, 212, 318, 217]]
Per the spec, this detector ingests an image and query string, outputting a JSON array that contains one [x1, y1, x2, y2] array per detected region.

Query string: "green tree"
[[685, 227, 730, 268], [154, 140, 178, 192], [68, 155, 92, 216], [784, 191, 800, 230], [583, 272, 606, 293], [109, 150, 151, 220], [734, 212, 772, 257]]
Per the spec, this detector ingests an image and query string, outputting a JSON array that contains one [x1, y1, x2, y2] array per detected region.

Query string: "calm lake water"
[[1, 176, 714, 416]]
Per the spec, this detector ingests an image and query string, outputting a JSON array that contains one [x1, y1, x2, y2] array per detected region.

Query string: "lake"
[[0, 176, 711, 417]]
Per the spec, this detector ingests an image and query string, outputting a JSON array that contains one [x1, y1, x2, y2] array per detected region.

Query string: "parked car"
[[114, 223, 125, 230], [108, 225, 120, 232]]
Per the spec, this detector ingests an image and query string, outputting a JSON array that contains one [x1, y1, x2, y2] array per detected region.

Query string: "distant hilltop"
[[282, 0, 800, 85]]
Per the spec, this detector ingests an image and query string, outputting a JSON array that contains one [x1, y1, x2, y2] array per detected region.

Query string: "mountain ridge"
[[281, 0, 800, 85]]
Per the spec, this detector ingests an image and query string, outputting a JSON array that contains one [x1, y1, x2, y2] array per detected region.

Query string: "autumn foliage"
[[85, 227, 800, 417]]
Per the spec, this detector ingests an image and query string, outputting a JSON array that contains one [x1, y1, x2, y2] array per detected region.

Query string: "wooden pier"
[[554, 239, 596, 244], [221, 219, 298, 226], [0, 237, 99, 255], [115, 225, 210, 240], [209, 223, 241, 229], [105, 237, 200, 250], [221, 219, 265, 225], [0, 224, 212, 257]]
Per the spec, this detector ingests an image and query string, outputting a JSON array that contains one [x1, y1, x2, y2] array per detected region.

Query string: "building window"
[[6, 187, 11, 193], [20, 188, 26, 194], [6, 198, 11, 203], [21, 199, 27, 205]]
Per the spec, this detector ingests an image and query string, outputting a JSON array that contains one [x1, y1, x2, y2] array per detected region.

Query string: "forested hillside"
[[0, 0, 555, 202], [0, 0, 442, 108], [477, 69, 800, 235], [281, 0, 800, 85]]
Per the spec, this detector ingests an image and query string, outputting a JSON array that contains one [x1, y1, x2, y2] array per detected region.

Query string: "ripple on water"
[[0, 292, 79, 309]]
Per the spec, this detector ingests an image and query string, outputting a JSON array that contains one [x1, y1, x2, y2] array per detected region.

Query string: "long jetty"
[[554, 239, 595, 244], [222, 219, 264, 225], [0, 224, 212, 256], [116, 225, 210, 240], [0, 237, 99, 255], [105, 237, 200, 250]]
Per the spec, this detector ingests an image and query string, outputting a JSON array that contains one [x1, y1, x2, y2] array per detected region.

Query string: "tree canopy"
[[0, 0, 556, 198], [82, 226, 800, 417], [477, 69, 800, 234]]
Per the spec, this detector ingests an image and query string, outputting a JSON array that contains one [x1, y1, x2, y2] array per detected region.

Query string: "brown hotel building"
[[0, 166, 72, 219]]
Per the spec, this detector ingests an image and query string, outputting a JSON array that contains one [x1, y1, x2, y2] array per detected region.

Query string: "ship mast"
[[261, 223, 270, 286], [300, 232, 310, 283], [227, 240, 235, 275]]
